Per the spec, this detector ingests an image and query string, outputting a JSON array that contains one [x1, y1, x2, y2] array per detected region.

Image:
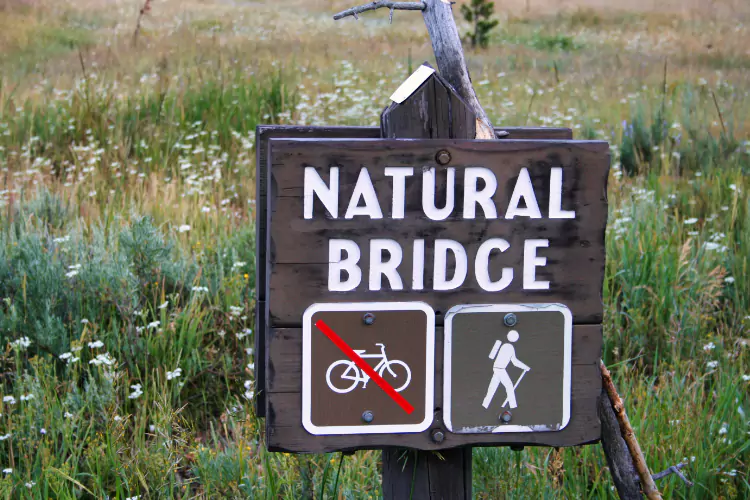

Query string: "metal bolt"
[[362, 410, 374, 423], [431, 429, 445, 443], [500, 411, 512, 423], [503, 313, 517, 327], [363, 313, 375, 326], [435, 150, 451, 165]]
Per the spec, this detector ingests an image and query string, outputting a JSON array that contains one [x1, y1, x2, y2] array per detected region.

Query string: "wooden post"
[[379, 67, 475, 500]]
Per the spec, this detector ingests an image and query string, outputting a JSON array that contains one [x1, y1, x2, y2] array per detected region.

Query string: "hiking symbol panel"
[[444, 304, 572, 434], [302, 302, 435, 435]]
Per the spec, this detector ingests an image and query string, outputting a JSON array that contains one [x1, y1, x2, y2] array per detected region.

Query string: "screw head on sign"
[[362, 410, 374, 424], [363, 313, 375, 326], [503, 313, 517, 327], [500, 411, 512, 423], [435, 150, 451, 165], [431, 429, 445, 443]]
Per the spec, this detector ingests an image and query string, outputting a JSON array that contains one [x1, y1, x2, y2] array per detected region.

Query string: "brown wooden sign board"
[[263, 137, 608, 452], [254, 125, 574, 417]]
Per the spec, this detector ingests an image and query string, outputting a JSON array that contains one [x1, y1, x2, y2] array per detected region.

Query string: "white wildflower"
[[59, 352, 72, 360], [192, 286, 209, 293], [11, 337, 31, 350], [742, 375, 750, 382], [25, 482, 35, 489], [129, 384, 143, 399], [247, 362, 255, 371], [89, 353, 116, 366], [178, 224, 191, 233], [39, 428, 46, 435], [707, 361, 719, 369], [147, 321, 160, 330], [703, 342, 716, 351], [2, 396, 15, 405], [64, 412, 73, 419], [114, 415, 122, 422], [166, 367, 182, 380], [158, 301, 169, 310], [232, 261, 246, 270], [2, 468, 11, 474], [725, 277, 735, 283], [81, 318, 89, 324], [718, 423, 728, 435], [684, 218, 699, 225], [19, 394, 34, 402], [0, 434, 10, 441], [88, 340, 104, 349]]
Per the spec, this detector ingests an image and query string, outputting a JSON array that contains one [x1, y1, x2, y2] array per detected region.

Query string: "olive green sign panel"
[[444, 304, 572, 434], [302, 302, 435, 435]]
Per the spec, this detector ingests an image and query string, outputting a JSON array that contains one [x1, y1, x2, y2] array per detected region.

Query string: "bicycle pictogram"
[[325, 343, 411, 394]]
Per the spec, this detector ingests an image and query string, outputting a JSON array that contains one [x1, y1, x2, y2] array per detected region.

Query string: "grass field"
[[0, 0, 749, 497]]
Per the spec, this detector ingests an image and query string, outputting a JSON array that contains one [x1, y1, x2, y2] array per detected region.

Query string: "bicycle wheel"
[[380, 360, 411, 392], [325, 360, 360, 394]]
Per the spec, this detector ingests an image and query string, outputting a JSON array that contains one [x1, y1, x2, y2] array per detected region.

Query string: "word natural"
[[304, 166, 576, 293]]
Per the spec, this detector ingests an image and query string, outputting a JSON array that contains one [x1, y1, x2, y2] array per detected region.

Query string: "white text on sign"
[[303, 166, 576, 292]]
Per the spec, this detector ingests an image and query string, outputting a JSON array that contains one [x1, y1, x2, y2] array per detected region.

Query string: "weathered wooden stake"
[[600, 362, 663, 499], [379, 67, 476, 500]]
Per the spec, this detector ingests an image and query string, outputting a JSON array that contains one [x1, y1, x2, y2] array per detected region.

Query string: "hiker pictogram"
[[482, 330, 530, 410]]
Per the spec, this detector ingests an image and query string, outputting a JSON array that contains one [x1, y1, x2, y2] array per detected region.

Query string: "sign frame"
[[443, 303, 573, 434], [302, 301, 436, 436]]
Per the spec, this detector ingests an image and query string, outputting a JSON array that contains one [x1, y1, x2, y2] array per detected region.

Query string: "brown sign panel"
[[264, 136, 607, 452], [444, 304, 571, 434], [267, 138, 609, 326], [302, 303, 434, 434]]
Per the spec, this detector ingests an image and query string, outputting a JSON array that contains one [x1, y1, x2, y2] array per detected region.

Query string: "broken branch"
[[333, 1, 426, 21], [601, 361, 663, 500], [651, 463, 693, 487]]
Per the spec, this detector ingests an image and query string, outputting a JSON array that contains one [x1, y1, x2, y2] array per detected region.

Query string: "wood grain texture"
[[265, 325, 601, 452], [267, 138, 610, 326], [380, 69, 476, 140], [255, 126, 376, 417], [382, 448, 472, 500], [599, 387, 642, 499]]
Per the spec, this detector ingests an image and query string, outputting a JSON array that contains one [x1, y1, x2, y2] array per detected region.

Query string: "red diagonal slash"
[[315, 319, 414, 415]]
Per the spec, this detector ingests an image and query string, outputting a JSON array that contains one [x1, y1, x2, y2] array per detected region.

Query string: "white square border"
[[302, 302, 435, 435], [443, 303, 572, 434]]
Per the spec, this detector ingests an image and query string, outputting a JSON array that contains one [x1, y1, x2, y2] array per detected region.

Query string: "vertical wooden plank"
[[379, 69, 474, 500]]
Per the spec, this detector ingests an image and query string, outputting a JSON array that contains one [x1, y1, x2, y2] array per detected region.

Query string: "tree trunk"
[[420, 0, 496, 139]]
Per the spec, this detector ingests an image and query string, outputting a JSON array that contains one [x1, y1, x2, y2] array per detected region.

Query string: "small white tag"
[[389, 65, 436, 104]]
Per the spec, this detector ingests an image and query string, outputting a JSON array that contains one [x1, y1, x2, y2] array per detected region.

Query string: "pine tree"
[[461, 0, 500, 49]]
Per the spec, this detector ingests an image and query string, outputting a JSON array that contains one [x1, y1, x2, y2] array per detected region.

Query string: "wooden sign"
[[302, 302, 434, 435], [444, 304, 572, 434], [254, 125, 575, 417], [264, 136, 608, 452]]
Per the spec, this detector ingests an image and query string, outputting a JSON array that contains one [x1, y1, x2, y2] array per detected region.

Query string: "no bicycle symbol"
[[315, 319, 414, 414], [302, 303, 434, 435]]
